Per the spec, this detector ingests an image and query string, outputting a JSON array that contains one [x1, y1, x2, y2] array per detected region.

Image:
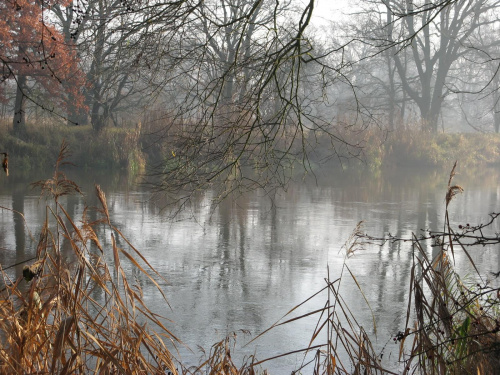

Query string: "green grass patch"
[[358, 128, 500, 170], [0, 122, 145, 175]]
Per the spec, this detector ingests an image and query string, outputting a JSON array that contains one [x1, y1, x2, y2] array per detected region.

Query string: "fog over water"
[[0, 167, 498, 373]]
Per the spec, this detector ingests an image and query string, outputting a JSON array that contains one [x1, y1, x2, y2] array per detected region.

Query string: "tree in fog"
[[449, 19, 500, 133], [52, 0, 150, 130], [385, 0, 500, 132], [196, 0, 282, 104], [339, 11, 404, 130], [0, 0, 85, 136], [350, 0, 500, 132], [130, 0, 355, 205]]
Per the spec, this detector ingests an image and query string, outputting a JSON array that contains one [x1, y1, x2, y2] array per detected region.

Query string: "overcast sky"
[[310, 0, 348, 25]]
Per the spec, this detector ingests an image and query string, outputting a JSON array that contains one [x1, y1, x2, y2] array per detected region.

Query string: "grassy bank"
[[359, 128, 500, 171], [0, 120, 498, 179], [0, 122, 145, 175]]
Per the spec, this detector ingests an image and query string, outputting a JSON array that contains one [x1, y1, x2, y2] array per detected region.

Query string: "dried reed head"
[[447, 160, 458, 188], [31, 140, 82, 202], [445, 185, 464, 207], [445, 160, 463, 206], [343, 221, 365, 258], [95, 184, 111, 225]]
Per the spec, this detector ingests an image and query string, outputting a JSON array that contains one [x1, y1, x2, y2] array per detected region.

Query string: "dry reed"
[[391, 163, 500, 374], [0, 142, 179, 374]]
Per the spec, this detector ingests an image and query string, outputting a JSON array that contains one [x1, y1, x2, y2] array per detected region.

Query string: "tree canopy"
[[0, 0, 85, 134]]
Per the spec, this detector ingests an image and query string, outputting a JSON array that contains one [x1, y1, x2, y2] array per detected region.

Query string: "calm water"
[[0, 167, 499, 373]]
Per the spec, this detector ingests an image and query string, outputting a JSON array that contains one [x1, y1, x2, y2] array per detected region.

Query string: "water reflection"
[[0, 167, 498, 373]]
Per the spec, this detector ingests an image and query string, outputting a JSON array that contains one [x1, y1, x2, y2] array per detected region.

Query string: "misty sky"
[[312, 0, 348, 24]]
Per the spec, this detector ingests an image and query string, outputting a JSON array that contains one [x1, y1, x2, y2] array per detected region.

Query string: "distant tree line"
[[332, 0, 500, 133]]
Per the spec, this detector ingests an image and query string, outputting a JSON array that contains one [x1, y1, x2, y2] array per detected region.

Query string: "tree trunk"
[[91, 94, 105, 132], [423, 110, 440, 133], [89, 0, 106, 132], [222, 46, 236, 104], [13, 75, 27, 138], [385, 1, 396, 130], [494, 111, 500, 133], [493, 71, 500, 133], [66, 87, 88, 125]]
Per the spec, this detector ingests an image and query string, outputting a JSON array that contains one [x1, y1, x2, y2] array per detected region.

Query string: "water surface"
[[0, 167, 498, 373]]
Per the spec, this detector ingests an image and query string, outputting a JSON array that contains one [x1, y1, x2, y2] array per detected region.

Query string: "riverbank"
[[360, 127, 500, 170], [0, 122, 145, 175], [0, 121, 498, 176]]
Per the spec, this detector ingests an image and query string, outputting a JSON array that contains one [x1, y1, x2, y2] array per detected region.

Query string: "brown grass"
[[351, 126, 500, 171], [380, 163, 500, 374], [0, 142, 178, 374]]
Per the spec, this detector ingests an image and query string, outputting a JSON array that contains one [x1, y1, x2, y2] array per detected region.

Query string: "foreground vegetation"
[[358, 164, 500, 374], [0, 141, 499, 374], [0, 145, 174, 373]]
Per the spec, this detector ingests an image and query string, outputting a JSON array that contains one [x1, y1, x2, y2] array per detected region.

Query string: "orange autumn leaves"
[[0, 0, 86, 111]]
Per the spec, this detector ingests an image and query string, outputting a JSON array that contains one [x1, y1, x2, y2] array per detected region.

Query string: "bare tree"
[[342, 0, 500, 132], [448, 17, 500, 132], [53, 0, 151, 130], [385, 0, 500, 132], [339, 7, 405, 130], [127, 0, 358, 206]]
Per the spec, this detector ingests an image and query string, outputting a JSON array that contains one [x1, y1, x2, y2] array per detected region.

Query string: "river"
[[0, 166, 498, 373]]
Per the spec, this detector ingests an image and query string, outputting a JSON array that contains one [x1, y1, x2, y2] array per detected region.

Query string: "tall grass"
[[358, 127, 500, 170], [0, 143, 176, 374], [0, 122, 145, 174], [397, 163, 500, 374]]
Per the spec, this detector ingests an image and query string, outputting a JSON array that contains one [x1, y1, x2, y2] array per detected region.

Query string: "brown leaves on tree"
[[0, 0, 86, 112]]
